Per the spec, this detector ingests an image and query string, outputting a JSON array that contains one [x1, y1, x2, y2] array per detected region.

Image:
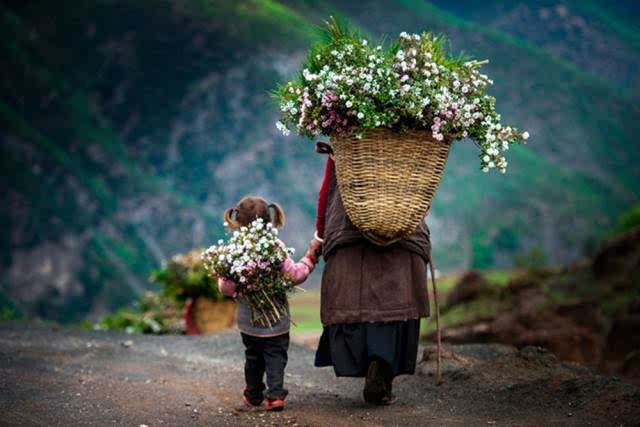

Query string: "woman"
[[311, 145, 431, 405]]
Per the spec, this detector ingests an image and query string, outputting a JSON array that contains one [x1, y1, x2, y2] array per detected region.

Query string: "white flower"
[[482, 166, 489, 173], [346, 100, 353, 108], [483, 155, 490, 162], [362, 39, 368, 46], [275, 121, 290, 136], [357, 112, 365, 119], [303, 68, 316, 81], [522, 131, 530, 140]]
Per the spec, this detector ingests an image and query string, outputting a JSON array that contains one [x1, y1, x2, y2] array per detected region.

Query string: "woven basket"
[[331, 128, 451, 246]]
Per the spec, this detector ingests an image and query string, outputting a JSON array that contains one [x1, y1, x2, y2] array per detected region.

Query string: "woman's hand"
[[306, 239, 323, 264]]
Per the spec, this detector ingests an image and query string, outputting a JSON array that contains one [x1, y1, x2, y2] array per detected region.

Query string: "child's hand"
[[218, 278, 237, 297], [304, 249, 317, 264], [306, 239, 323, 264], [310, 238, 322, 253]]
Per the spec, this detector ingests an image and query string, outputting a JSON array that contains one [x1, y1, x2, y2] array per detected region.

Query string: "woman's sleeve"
[[316, 156, 334, 239]]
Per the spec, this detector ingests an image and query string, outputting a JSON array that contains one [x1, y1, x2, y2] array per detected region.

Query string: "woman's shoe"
[[382, 365, 395, 405], [363, 359, 387, 404], [264, 399, 285, 411], [380, 391, 397, 406]]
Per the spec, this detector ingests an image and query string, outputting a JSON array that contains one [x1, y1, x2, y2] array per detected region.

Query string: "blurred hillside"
[[1, 0, 639, 322]]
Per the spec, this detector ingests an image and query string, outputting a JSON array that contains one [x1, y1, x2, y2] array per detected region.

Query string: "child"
[[217, 196, 320, 411]]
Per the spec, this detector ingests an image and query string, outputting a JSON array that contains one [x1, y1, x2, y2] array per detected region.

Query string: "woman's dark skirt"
[[314, 319, 420, 377]]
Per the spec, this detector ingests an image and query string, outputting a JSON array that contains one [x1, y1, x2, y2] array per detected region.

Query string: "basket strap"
[[427, 253, 443, 385]]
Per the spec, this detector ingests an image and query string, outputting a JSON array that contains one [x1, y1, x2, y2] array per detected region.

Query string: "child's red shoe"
[[242, 393, 263, 408], [264, 399, 285, 411]]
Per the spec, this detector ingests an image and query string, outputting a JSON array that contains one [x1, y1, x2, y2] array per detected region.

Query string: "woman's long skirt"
[[314, 319, 420, 377]]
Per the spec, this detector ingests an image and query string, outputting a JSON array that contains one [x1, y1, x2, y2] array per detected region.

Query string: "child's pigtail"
[[269, 203, 286, 228], [224, 208, 240, 229]]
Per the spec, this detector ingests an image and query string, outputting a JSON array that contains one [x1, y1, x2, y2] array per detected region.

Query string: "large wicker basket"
[[331, 128, 451, 245]]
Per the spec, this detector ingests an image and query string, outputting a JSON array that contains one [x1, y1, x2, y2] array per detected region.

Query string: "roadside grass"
[[289, 290, 323, 334]]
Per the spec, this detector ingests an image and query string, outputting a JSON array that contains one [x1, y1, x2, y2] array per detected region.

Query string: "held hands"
[[305, 238, 323, 264]]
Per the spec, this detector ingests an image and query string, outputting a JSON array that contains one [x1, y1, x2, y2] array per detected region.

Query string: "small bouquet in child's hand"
[[202, 218, 295, 328]]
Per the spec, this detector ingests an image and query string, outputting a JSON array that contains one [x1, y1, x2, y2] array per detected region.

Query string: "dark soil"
[[1, 321, 638, 426]]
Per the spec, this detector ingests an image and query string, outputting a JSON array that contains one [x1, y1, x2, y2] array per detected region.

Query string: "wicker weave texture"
[[331, 129, 451, 245]]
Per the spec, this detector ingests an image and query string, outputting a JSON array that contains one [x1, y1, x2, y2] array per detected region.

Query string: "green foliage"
[[150, 250, 226, 302], [96, 292, 183, 334], [0, 291, 21, 321], [0, 306, 19, 321], [608, 204, 640, 238], [471, 232, 494, 269], [493, 228, 519, 251], [484, 270, 516, 286], [514, 247, 548, 273]]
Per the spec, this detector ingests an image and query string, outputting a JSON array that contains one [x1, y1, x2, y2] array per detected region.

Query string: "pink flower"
[[321, 91, 338, 109]]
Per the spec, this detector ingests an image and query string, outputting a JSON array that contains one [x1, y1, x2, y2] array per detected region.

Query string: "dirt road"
[[1, 321, 638, 426]]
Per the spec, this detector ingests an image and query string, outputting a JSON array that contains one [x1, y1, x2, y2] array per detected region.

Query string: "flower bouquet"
[[202, 218, 294, 328], [275, 18, 529, 173]]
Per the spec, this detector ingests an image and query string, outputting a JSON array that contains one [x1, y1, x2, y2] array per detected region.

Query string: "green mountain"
[[1, 0, 638, 322]]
